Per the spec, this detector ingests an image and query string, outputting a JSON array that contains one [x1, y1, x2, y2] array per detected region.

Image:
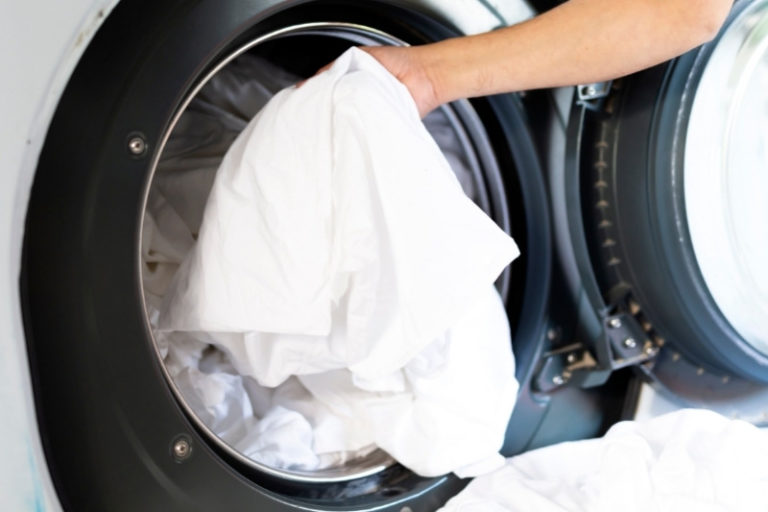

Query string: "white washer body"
[[1, 2, 119, 509]]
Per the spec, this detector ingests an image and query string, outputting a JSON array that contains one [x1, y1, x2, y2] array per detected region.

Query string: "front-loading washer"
[[5, 0, 768, 510]]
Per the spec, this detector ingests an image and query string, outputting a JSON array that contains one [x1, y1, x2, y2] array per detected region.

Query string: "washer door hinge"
[[576, 81, 612, 108], [535, 312, 658, 392]]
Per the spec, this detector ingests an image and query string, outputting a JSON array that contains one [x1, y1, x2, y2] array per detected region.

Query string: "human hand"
[[359, 45, 441, 118], [304, 45, 441, 118]]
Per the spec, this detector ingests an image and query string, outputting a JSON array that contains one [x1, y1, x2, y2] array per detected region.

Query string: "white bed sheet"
[[438, 409, 768, 512]]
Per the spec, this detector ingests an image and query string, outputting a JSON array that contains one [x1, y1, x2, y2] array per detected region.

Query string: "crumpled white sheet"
[[158, 47, 518, 383], [145, 47, 520, 477], [437, 409, 768, 512]]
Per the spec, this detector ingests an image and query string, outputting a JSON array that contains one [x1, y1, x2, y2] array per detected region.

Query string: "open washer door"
[[547, 0, 768, 423]]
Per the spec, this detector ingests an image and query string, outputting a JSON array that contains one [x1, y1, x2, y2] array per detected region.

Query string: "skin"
[[358, 0, 734, 117]]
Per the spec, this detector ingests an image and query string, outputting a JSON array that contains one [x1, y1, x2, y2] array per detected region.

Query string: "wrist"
[[411, 40, 459, 109], [416, 34, 502, 107]]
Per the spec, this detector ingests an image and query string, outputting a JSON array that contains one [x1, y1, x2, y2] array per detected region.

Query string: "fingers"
[[297, 46, 385, 88], [297, 61, 334, 88], [315, 61, 334, 76]]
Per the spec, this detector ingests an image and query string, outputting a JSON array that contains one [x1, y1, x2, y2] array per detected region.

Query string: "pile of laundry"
[[142, 48, 519, 477], [437, 408, 768, 511]]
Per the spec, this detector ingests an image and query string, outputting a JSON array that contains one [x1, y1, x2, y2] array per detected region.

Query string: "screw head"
[[566, 353, 578, 364], [128, 135, 147, 155], [552, 374, 565, 386], [172, 437, 191, 461], [608, 318, 622, 328], [622, 337, 637, 349], [643, 345, 658, 357]]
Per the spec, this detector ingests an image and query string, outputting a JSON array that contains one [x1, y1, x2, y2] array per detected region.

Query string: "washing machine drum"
[[23, 1, 550, 510], [568, 0, 768, 411]]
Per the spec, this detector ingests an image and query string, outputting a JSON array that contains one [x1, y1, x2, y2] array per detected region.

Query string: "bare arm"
[[365, 0, 733, 116]]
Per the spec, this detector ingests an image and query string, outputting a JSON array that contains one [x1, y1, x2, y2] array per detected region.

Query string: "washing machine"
[[3, 0, 767, 510]]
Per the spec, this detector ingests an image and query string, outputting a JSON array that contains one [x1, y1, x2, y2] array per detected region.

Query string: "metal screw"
[[128, 135, 147, 155], [586, 85, 597, 96], [608, 318, 622, 328], [566, 353, 578, 364], [547, 328, 559, 341], [622, 337, 637, 349], [172, 437, 191, 461], [552, 375, 565, 386], [643, 345, 657, 357]]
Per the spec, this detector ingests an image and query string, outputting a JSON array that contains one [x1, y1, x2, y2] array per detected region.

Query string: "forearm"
[[420, 0, 732, 104]]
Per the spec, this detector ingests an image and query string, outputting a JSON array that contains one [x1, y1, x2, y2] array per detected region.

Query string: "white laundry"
[[146, 47, 520, 476], [298, 285, 517, 477], [158, 47, 518, 383], [437, 409, 768, 512]]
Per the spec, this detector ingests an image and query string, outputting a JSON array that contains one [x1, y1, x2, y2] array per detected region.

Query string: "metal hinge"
[[535, 312, 658, 393], [576, 81, 612, 104]]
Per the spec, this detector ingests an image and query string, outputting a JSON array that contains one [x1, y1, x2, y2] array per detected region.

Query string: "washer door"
[[569, 0, 768, 415], [22, 1, 550, 510]]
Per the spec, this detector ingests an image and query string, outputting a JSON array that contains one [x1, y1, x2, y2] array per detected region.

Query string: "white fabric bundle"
[[151, 47, 520, 477], [437, 409, 768, 512]]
